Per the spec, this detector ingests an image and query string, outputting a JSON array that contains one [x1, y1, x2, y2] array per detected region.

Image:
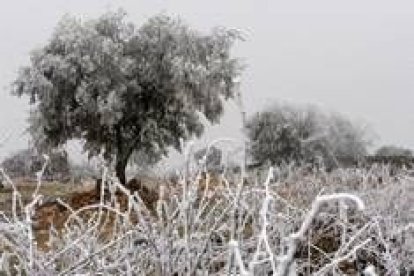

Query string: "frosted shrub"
[[0, 158, 413, 275]]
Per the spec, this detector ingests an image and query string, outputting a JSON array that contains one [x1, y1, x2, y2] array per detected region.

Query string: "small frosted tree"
[[1, 148, 70, 180], [12, 11, 242, 183], [324, 113, 370, 162], [246, 104, 324, 165], [246, 103, 370, 167]]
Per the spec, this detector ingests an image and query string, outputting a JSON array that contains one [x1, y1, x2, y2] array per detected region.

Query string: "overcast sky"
[[1, 0, 414, 160]]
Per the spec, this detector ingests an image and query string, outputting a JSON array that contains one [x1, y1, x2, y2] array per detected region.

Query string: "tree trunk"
[[115, 125, 129, 185], [115, 157, 128, 185]]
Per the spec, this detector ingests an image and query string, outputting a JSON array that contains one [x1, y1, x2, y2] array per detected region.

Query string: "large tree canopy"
[[12, 11, 242, 183]]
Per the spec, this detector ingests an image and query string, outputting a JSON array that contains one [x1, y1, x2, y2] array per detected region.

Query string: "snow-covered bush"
[[0, 156, 412, 275], [1, 148, 70, 181], [246, 103, 371, 168]]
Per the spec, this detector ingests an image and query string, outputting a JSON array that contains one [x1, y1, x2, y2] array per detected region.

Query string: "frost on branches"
[[0, 154, 413, 275], [12, 10, 243, 184]]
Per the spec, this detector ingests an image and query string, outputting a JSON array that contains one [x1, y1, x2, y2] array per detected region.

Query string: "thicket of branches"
[[0, 154, 412, 275]]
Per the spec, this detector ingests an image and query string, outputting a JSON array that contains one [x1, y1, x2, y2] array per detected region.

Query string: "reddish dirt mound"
[[33, 178, 159, 250], [33, 174, 225, 250]]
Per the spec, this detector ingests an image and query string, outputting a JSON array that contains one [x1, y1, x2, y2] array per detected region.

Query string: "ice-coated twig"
[[314, 238, 371, 275], [248, 167, 276, 273], [33, 154, 50, 199], [363, 265, 378, 276], [276, 192, 365, 276], [229, 240, 249, 276]]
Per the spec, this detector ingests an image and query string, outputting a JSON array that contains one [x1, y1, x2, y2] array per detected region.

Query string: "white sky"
[[1, 0, 414, 160]]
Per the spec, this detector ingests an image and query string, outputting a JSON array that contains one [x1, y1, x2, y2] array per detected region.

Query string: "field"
[[0, 163, 413, 275]]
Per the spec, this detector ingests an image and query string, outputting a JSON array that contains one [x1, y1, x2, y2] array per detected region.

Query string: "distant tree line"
[[244, 103, 414, 170], [365, 145, 414, 169], [1, 149, 70, 181], [374, 145, 413, 157]]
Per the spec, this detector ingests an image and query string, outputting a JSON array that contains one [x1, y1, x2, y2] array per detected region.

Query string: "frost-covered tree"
[[246, 103, 370, 167], [12, 11, 242, 183], [246, 104, 324, 166], [1, 148, 70, 180], [325, 113, 370, 162]]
